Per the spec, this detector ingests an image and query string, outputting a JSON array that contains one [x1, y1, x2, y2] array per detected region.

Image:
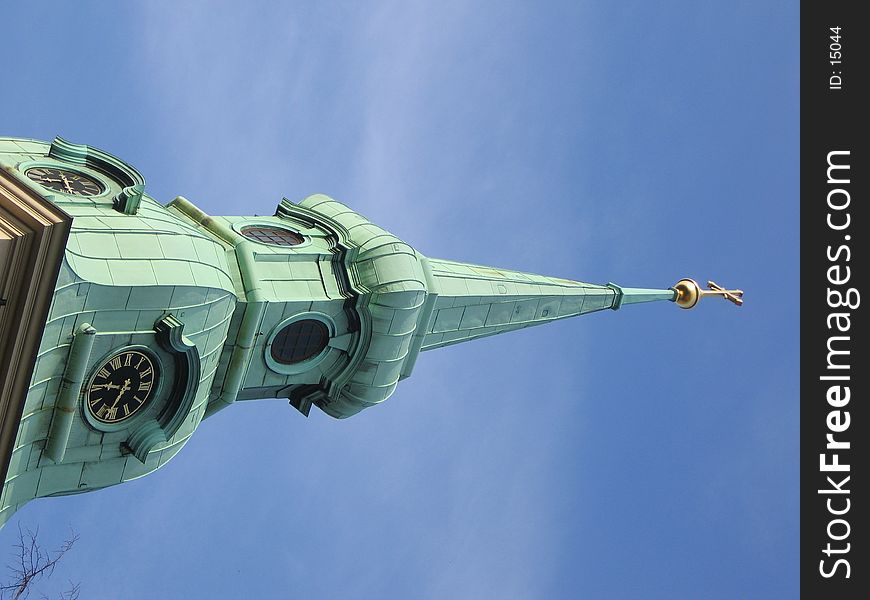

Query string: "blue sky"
[[1, 2, 798, 598]]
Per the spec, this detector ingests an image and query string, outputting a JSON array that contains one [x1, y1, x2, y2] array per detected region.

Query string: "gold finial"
[[672, 278, 743, 309]]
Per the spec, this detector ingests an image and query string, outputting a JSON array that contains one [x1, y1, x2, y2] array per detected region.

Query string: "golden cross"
[[704, 281, 744, 306]]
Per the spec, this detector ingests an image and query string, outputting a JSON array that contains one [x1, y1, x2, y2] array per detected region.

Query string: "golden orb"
[[673, 278, 702, 309]]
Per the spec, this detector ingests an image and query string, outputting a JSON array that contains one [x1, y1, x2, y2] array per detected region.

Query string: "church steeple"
[[0, 136, 742, 527]]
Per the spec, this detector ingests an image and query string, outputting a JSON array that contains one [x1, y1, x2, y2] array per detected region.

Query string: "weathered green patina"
[[0, 137, 680, 526]]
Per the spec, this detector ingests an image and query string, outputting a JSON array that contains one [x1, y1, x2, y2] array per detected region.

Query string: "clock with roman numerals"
[[26, 166, 104, 196], [86, 349, 158, 424]]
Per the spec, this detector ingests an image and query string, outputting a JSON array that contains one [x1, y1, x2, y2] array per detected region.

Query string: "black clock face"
[[26, 166, 103, 197], [86, 350, 158, 424]]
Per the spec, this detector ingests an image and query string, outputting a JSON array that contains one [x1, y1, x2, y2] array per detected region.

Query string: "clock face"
[[26, 166, 103, 197], [86, 350, 158, 424]]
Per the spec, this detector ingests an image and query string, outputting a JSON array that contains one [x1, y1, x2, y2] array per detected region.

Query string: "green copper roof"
[[0, 135, 717, 527], [420, 258, 619, 351], [289, 195, 429, 418]]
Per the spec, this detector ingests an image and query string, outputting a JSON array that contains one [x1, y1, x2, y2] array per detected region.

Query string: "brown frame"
[[0, 168, 71, 485]]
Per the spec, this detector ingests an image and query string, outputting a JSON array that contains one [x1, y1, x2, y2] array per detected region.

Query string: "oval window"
[[270, 319, 330, 364], [240, 225, 304, 246]]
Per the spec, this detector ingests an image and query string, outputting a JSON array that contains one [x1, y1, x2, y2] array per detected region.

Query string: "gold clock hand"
[[110, 379, 132, 408], [92, 382, 121, 390], [59, 172, 74, 194]]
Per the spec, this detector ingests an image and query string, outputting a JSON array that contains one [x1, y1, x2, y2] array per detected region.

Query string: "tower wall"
[[1, 138, 237, 524]]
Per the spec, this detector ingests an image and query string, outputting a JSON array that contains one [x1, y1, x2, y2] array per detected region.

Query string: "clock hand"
[[92, 382, 121, 390], [59, 172, 74, 194], [110, 379, 132, 409]]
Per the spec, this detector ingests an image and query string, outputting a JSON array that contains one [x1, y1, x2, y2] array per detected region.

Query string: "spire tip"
[[672, 278, 743, 309]]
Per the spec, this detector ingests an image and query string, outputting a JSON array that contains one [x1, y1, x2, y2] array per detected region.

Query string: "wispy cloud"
[[127, 3, 596, 597]]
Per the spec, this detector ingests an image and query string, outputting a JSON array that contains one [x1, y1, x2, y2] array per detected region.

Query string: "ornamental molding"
[[0, 169, 71, 482], [125, 314, 201, 463]]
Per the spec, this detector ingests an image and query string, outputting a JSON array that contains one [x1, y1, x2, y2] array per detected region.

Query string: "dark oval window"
[[240, 225, 304, 246], [270, 319, 330, 364]]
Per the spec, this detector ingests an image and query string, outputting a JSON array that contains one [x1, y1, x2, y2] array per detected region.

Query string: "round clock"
[[86, 350, 158, 424], [25, 166, 104, 196]]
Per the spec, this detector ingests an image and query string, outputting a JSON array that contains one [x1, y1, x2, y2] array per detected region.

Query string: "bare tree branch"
[[0, 526, 79, 600]]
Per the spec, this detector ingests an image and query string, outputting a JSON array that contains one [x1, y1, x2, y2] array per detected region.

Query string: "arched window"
[[270, 319, 330, 364], [240, 225, 304, 246]]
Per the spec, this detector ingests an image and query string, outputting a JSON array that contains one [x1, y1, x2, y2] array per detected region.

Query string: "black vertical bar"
[[801, 3, 868, 597]]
